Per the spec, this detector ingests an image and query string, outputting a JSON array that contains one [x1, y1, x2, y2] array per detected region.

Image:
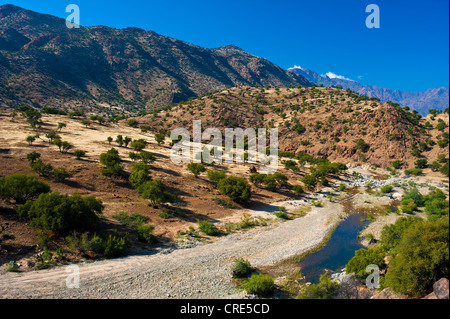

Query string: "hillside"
[[0, 4, 310, 114], [289, 67, 449, 116], [133, 85, 450, 168]]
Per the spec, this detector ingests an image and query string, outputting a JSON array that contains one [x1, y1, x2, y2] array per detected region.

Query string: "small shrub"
[[217, 176, 252, 204], [243, 274, 274, 297], [207, 170, 227, 183], [197, 220, 220, 236], [380, 185, 393, 193], [0, 174, 50, 204], [232, 258, 253, 278], [136, 224, 157, 243]]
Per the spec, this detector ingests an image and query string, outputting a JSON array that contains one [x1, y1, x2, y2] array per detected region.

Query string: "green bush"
[[136, 224, 157, 243], [249, 173, 267, 186], [100, 148, 123, 177], [414, 159, 428, 169], [356, 139, 370, 153], [384, 217, 449, 297], [217, 176, 252, 204], [207, 170, 227, 183], [74, 150, 86, 160], [243, 274, 274, 297], [140, 179, 173, 206], [380, 217, 422, 251], [30, 159, 53, 177], [187, 163, 206, 177], [113, 211, 149, 228], [0, 174, 50, 204], [302, 174, 317, 190], [232, 258, 253, 278], [298, 274, 340, 299], [380, 185, 393, 193], [391, 160, 402, 169], [130, 139, 147, 151], [404, 168, 423, 176], [90, 233, 131, 259], [18, 192, 103, 234], [345, 247, 387, 280], [197, 220, 220, 236], [26, 151, 41, 163], [129, 163, 151, 189], [292, 185, 304, 194], [440, 161, 449, 177], [53, 167, 73, 182]]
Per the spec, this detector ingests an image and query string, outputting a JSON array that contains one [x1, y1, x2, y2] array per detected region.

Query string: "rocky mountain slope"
[[134, 85, 449, 167], [289, 67, 449, 116], [0, 4, 310, 113]]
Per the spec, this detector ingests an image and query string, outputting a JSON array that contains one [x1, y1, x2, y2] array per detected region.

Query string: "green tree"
[[345, 247, 387, 280], [129, 163, 151, 189], [384, 217, 449, 297], [18, 192, 103, 234], [26, 151, 41, 163], [130, 139, 147, 151], [140, 179, 172, 207], [74, 150, 86, 160], [187, 163, 206, 178], [100, 148, 123, 178], [155, 133, 165, 145], [298, 274, 341, 299], [0, 174, 50, 204], [53, 167, 73, 182], [217, 176, 251, 204], [302, 174, 317, 190], [207, 170, 227, 184]]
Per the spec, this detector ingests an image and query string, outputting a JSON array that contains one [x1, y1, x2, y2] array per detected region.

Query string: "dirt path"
[[0, 201, 343, 299]]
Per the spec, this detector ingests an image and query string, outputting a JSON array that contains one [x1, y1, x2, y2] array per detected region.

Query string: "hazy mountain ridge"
[[0, 4, 310, 113], [289, 67, 449, 116]]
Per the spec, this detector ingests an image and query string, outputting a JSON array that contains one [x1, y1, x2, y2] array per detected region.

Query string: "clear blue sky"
[[3, 0, 449, 92]]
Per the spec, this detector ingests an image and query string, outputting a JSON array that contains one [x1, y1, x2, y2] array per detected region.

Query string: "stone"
[[433, 278, 449, 299]]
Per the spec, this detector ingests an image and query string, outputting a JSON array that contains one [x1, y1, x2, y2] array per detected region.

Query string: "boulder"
[[433, 278, 449, 299]]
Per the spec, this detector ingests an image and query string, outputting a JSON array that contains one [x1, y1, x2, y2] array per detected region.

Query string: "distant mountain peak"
[[288, 66, 448, 116]]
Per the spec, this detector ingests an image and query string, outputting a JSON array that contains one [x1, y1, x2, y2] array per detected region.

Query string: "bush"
[[404, 168, 423, 176], [380, 217, 422, 251], [302, 174, 317, 190], [414, 159, 428, 169], [440, 162, 449, 177], [207, 170, 227, 183], [391, 160, 402, 169], [30, 159, 53, 177], [217, 176, 252, 204], [242, 274, 274, 297], [298, 274, 341, 299], [197, 220, 220, 236], [345, 247, 387, 280], [187, 163, 206, 177], [130, 139, 147, 151], [249, 173, 267, 186], [53, 167, 73, 182], [113, 211, 149, 228], [380, 185, 393, 193], [0, 174, 50, 204], [90, 233, 131, 259], [26, 151, 41, 163], [74, 150, 86, 160], [18, 192, 103, 234], [100, 148, 122, 178], [140, 179, 173, 206], [356, 139, 370, 153], [129, 163, 151, 189], [154, 133, 165, 144], [127, 119, 138, 127], [292, 185, 304, 194], [384, 217, 449, 297], [232, 258, 252, 278], [136, 224, 157, 243], [139, 151, 156, 164], [400, 199, 417, 214]]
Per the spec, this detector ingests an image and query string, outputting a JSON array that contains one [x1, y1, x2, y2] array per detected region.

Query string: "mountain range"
[[0, 4, 310, 114], [0, 4, 447, 117], [288, 66, 449, 116]]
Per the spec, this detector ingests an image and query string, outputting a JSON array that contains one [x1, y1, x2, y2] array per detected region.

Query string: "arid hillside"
[[0, 4, 310, 113], [133, 85, 450, 168]]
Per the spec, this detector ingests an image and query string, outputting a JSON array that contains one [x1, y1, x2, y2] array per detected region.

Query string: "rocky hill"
[[134, 85, 449, 167], [289, 67, 449, 117], [0, 4, 310, 113]]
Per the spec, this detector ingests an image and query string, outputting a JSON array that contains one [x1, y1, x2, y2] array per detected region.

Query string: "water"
[[297, 212, 370, 284]]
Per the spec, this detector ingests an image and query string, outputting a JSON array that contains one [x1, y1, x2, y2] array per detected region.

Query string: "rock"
[[433, 278, 449, 299], [371, 288, 404, 299]]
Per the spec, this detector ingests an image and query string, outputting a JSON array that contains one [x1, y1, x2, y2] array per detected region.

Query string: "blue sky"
[[3, 0, 449, 92]]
